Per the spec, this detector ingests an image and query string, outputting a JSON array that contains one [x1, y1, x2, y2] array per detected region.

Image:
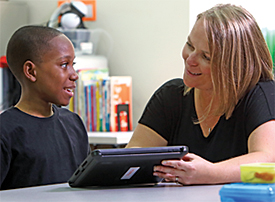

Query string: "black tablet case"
[[68, 146, 188, 187]]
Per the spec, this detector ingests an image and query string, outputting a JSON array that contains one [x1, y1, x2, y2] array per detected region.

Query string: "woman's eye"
[[203, 54, 211, 61], [186, 41, 192, 47], [186, 41, 194, 50]]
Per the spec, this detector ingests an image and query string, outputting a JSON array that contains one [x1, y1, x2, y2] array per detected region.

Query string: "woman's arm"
[[153, 120, 275, 185], [126, 124, 167, 148]]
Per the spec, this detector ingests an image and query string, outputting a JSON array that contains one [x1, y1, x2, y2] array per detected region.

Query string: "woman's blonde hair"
[[187, 4, 274, 120]]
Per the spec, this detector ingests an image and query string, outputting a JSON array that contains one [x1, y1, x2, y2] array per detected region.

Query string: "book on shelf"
[[109, 76, 132, 132], [70, 69, 132, 132], [74, 68, 109, 117]]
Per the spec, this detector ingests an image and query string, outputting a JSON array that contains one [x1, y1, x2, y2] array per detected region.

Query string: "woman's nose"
[[186, 52, 198, 66]]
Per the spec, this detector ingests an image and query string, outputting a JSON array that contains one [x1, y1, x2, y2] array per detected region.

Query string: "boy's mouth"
[[64, 88, 74, 97], [65, 88, 73, 92]]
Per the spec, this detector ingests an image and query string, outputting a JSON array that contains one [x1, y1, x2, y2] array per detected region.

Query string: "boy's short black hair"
[[6, 25, 63, 81]]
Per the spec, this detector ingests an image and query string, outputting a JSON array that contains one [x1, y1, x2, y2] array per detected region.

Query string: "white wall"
[[5, 0, 273, 127], [8, 0, 190, 128], [0, 1, 28, 111], [89, 0, 189, 127], [0, 2, 28, 56]]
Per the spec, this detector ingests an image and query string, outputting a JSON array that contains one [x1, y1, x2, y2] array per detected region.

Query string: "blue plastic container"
[[219, 183, 275, 202]]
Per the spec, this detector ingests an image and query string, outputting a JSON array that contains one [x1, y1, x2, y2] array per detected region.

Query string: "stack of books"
[[69, 68, 132, 132]]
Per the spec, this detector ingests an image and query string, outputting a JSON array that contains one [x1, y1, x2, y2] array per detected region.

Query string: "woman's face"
[[182, 18, 213, 91]]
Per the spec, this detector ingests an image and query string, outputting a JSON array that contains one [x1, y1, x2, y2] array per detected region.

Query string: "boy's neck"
[[15, 101, 54, 118]]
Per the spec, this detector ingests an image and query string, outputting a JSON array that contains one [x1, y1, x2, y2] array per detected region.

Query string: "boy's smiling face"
[[34, 34, 78, 106]]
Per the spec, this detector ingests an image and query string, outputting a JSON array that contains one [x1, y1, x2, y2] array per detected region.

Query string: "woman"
[[126, 4, 275, 185]]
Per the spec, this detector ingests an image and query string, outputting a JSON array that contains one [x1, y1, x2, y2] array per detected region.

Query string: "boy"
[[0, 26, 90, 190]]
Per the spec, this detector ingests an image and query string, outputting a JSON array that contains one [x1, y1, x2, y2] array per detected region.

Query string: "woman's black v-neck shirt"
[[139, 78, 275, 162]]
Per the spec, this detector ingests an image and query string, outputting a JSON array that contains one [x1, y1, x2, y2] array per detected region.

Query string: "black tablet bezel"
[[68, 145, 188, 187]]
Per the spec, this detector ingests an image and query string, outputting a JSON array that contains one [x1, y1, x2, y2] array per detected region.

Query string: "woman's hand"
[[153, 153, 215, 185], [153, 121, 275, 185]]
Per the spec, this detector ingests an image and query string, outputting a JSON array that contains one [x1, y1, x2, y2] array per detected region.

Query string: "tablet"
[[68, 145, 188, 187]]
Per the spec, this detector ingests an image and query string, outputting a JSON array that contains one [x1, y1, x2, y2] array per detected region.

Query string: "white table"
[[87, 131, 133, 147], [0, 182, 223, 202]]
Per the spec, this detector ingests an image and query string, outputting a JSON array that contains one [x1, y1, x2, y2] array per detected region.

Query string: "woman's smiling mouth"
[[187, 69, 202, 76]]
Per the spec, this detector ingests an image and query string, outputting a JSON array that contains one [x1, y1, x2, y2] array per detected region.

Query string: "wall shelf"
[[88, 131, 133, 147]]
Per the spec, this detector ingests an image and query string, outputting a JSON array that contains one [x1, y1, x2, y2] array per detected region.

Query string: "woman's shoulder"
[[257, 79, 275, 91], [248, 80, 275, 98], [241, 79, 275, 114], [160, 78, 185, 88], [155, 78, 185, 94], [150, 78, 191, 106]]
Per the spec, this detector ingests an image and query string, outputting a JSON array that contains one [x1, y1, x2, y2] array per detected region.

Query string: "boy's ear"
[[23, 60, 37, 82]]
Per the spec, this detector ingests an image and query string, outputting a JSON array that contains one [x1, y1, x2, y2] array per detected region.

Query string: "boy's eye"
[[61, 63, 68, 68]]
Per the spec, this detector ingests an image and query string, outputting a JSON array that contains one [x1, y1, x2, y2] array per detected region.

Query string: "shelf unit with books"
[[64, 29, 133, 146], [71, 71, 133, 133]]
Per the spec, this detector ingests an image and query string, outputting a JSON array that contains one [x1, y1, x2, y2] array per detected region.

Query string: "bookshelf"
[[66, 29, 133, 147], [88, 131, 133, 148]]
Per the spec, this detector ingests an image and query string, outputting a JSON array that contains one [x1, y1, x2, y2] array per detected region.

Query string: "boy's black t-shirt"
[[139, 78, 275, 162], [0, 105, 90, 190]]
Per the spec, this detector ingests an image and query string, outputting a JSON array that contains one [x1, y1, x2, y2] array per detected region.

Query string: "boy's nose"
[[70, 70, 79, 81]]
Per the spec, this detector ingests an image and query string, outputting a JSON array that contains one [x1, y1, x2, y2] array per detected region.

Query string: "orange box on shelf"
[[110, 76, 133, 132], [58, 0, 96, 21]]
